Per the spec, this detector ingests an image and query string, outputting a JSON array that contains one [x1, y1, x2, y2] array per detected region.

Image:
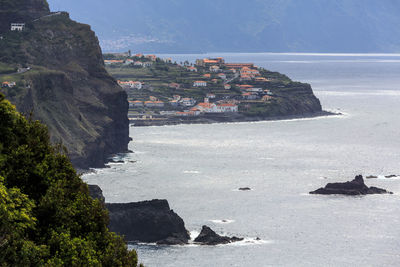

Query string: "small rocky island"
[[310, 175, 393, 195], [194, 225, 243, 245]]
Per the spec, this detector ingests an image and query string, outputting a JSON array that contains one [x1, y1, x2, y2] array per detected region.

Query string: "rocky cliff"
[[106, 200, 190, 244], [88, 185, 190, 244], [0, 0, 129, 168]]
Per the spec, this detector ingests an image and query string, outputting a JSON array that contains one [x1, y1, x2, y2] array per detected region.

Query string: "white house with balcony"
[[193, 81, 207, 87], [11, 23, 25, 31], [180, 98, 196, 107]]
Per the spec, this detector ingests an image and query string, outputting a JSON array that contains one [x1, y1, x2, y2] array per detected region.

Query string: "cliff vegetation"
[[0, 93, 139, 266]]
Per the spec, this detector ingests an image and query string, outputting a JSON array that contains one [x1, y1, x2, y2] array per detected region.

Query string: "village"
[[104, 53, 280, 123]]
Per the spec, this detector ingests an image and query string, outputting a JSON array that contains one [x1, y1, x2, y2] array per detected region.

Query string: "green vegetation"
[[107, 61, 219, 103], [0, 92, 139, 266], [0, 62, 17, 74]]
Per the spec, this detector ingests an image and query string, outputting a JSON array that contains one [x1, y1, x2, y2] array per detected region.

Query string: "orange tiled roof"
[[197, 102, 213, 108]]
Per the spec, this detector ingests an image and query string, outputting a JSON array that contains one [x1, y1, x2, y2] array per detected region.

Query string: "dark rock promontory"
[[88, 184, 105, 204], [310, 175, 393, 195], [106, 200, 190, 245], [194, 225, 243, 245], [88, 185, 190, 245]]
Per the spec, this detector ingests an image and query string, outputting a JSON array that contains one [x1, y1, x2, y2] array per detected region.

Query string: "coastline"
[[129, 110, 339, 127]]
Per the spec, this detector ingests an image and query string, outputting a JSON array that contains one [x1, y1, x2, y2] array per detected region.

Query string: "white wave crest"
[[209, 219, 235, 224]]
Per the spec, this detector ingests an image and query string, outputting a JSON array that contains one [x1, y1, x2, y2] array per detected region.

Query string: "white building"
[[246, 87, 263, 93], [180, 98, 196, 107], [216, 103, 238, 112], [193, 81, 207, 87], [118, 81, 143, 90], [206, 93, 216, 99], [124, 59, 134, 65], [195, 102, 238, 113], [11, 23, 25, 31], [209, 65, 220, 72], [196, 102, 219, 113], [143, 62, 153, 67]]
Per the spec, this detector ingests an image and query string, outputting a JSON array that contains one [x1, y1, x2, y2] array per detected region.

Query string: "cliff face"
[[106, 200, 190, 244], [0, 0, 130, 168]]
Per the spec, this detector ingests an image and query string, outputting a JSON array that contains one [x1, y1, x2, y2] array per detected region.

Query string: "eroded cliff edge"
[[0, 0, 129, 169]]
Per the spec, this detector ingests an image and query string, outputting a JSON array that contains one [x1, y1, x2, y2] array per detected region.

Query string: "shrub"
[[0, 93, 138, 266]]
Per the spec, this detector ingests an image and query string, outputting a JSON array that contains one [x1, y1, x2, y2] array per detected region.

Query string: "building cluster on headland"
[[106, 53, 277, 121]]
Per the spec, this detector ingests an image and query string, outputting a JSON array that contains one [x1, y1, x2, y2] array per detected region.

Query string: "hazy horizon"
[[47, 0, 400, 54]]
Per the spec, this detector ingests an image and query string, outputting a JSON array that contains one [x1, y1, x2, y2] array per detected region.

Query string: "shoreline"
[[77, 110, 339, 174], [129, 110, 339, 127]]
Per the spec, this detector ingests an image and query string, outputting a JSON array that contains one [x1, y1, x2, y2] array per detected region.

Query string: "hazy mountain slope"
[[47, 0, 400, 53]]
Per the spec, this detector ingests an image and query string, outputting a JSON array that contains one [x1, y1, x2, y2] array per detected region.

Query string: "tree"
[[0, 93, 139, 266]]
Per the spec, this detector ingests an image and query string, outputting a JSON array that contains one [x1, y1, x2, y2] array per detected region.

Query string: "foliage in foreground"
[[0, 92, 138, 266]]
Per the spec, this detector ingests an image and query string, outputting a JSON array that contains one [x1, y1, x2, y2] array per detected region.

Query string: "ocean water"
[[84, 53, 400, 266]]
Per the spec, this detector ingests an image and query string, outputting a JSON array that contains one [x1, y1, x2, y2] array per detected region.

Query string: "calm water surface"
[[84, 53, 400, 266]]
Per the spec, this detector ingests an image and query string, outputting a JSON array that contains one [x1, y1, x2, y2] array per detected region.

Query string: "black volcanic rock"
[[105, 200, 190, 244], [310, 175, 393, 195], [238, 187, 252, 191], [88, 184, 105, 204], [194, 225, 243, 245]]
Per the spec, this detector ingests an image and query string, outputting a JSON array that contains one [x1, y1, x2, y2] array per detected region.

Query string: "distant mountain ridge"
[[47, 0, 400, 53]]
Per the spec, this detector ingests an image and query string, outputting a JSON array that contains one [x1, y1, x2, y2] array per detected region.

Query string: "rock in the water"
[[106, 199, 190, 244], [194, 225, 243, 245], [366, 175, 378, 179], [309, 175, 393, 195], [88, 184, 105, 204], [385, 175, 397, 178], [238, 187, 252, 191]]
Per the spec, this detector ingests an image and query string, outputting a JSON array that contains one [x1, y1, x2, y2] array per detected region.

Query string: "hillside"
[[105, 55, 323, 126], [48, 0, 400, 53], [0, 0, 130, 169]]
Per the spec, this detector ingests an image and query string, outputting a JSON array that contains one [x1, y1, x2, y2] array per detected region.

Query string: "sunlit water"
[[84, 53, 400, 266]]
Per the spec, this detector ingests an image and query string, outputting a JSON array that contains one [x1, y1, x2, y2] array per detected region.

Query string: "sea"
[[83, 53, 400, 267]]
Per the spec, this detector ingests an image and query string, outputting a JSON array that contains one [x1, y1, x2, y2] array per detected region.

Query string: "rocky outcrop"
[[310, 175, 393, 195], [88, 184, 105, 204], [366, 175, 398, 179], [238, 187, 252, 191], [194, 225, 243, 245], [87, 185, 189, 244], [0, 0, 129, 169], [105, 200, 190, 244]]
